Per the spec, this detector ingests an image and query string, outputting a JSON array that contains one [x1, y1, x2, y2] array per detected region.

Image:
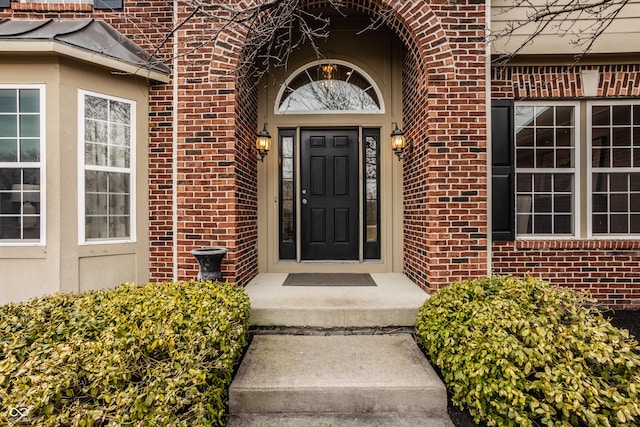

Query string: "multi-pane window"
[[0, 86, 44, 243], [79, 91, 135, 242], [515, 104, 577, 236], [590, 103, 640, 235]]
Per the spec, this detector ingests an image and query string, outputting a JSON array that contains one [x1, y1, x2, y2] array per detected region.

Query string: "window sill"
[[11, 2, 93, 12], [505, 239, 640, 251], [0, 245, 47, 259]]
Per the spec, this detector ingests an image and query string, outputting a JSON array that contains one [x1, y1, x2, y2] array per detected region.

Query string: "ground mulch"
[[447, 310, 640, 427]]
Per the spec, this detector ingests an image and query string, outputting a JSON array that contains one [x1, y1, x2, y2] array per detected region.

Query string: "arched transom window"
[[276, 60, 384, 114]]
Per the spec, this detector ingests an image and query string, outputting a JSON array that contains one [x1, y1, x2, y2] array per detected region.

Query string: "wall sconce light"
[[256, 123, 272, 162], [390, 122, 413, 161]]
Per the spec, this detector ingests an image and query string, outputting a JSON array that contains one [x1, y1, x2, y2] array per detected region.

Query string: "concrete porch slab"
[[245, 273, 430, 328]]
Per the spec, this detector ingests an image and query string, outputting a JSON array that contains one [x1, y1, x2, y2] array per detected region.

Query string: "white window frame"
[[0, 84, 46, 246], [587, 100, 640, 238], [78, 89, 136, 245], [514, 101, 580, 239]]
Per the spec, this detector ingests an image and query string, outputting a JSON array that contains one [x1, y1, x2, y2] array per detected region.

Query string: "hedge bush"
[[415, 276, 640, 427], [0, 280, 250, 426]]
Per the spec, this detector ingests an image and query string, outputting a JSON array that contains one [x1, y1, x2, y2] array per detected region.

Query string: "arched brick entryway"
[[160, 0, 488, 289]]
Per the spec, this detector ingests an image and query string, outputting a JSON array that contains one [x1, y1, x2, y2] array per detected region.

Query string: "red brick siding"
[[491, 64, 640, 308], [172, 2, 259, 283], [231, 60, 259, 286], [2, 0, 492, 291], [148, 82, 176, 281], [491, 64, 640, 99], [398, 0, 489, 291], [169, 0, 491, 288], [493, 241, 640, 310]]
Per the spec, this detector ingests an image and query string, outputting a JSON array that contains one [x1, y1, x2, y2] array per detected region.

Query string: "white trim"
[[274, 59, 385, 115], [514, 101, 581, 238], [586, 99, 640, 238], [78, 89, 136, 245], [0, 84, 46, 247]]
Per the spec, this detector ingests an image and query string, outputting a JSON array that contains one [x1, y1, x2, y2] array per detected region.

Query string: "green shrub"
[[415, 276, 640, 427], [0, 280, 250, 426]]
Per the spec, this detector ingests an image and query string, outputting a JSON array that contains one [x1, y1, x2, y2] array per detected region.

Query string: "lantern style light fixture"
[[319, 63, 337, 93], [390, 122, 412, 161], [256, 123, 272, 162], [321, 63, 337, 80]]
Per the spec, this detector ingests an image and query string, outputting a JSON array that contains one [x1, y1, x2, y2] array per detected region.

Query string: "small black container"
[[190, 247, 228, 281]]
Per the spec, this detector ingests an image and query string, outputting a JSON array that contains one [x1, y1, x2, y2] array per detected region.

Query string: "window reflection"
[[365, 135, 378, 243], [0, 87, 42, 242], [278, 63, 381, 113], [515, 104, 576, 236], [280, 135, 295, 243], [591, 104, 640, 235]]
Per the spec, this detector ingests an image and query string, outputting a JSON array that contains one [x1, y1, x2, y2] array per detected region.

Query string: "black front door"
[[300, 128, 359, 260]]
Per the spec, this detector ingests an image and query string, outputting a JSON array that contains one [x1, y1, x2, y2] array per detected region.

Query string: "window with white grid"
[[589, 102, 640, 236], [0, 86, 45, 244], [515, 103, 578, 236], [79, 90, 135, 243]]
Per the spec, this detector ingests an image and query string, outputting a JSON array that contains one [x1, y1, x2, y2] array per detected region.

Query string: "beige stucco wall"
[[257, 26, 405, 273], [491, 0, 640, 56], [0, 55, 150, 304]]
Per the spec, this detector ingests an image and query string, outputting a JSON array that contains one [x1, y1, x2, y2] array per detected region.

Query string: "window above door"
[[275, 60, 384, 114]]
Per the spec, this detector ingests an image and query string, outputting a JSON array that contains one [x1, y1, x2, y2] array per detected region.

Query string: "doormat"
[[282, 273, 376, 287]]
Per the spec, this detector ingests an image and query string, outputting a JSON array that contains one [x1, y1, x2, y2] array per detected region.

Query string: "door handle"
[[302, 189, 307, 195], [302, 198, 308, 204]]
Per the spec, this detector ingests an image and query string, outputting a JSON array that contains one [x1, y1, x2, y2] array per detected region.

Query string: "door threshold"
[[300, 260, 360, 264], [277, 260, 383, 264]]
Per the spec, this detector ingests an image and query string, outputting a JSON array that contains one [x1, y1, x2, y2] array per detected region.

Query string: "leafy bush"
[[0, 280, 250, 426], [415, 276, 640, 427]]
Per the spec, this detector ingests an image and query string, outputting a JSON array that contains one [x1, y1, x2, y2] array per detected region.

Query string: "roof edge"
[[0, 40, 171, 83]]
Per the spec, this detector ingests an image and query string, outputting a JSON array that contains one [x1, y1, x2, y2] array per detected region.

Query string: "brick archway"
[[169, 0, 487, 289]]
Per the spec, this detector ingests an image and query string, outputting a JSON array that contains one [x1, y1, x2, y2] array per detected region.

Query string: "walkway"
[[227, 273, 455, 427]]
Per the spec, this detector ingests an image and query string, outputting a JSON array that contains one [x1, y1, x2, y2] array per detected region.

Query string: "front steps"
[[227, 274, 454, 427], [245, 273, 428, 328]]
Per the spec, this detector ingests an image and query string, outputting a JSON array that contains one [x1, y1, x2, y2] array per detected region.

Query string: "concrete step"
[[245, 273, 428, 328], [227, 413, 455, 426], [228, 335, 449, 417]]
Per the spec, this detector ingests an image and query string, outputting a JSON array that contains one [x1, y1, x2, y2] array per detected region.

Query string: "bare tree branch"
[[490, 0, 632, 63]]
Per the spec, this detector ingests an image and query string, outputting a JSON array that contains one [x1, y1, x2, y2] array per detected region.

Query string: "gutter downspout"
[[172, 0, 179, 282]]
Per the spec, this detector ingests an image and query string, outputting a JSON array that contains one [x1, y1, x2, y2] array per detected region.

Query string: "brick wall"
[[171, 2, 262, 283], [1, 0, 492, 289], [491, 64, 640, 99], [395, 0, 489, 291], [491, 64, 640, 309], [493, 241, 640, 310]]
